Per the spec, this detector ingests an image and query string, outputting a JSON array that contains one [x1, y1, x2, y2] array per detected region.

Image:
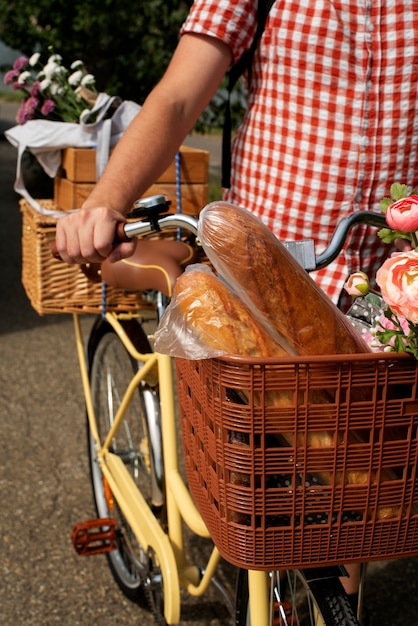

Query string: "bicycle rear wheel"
[[87, 316, 165, 616], [235, 568, 359, 626]]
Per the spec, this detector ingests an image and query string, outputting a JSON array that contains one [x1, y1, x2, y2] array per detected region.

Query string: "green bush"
[[0, 0, 191, 104], [0, 0, 247, 131]]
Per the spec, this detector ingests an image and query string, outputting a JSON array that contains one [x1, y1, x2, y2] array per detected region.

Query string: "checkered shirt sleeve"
[[181, 0, 257, 64]]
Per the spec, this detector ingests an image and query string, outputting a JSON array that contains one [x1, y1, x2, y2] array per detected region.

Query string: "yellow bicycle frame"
[[72, 311, 233, 624]]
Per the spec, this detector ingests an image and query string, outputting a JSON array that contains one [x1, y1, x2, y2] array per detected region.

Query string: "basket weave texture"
[[20, 199, 150, 315], [177, 352, 418, 570]]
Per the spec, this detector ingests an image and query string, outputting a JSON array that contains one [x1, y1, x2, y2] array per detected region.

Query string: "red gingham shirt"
[[182, 0, 418, 303]]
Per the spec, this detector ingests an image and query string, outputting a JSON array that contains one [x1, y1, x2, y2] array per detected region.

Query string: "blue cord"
[[175, 151, 182, 239], [101, 281, 107, 319]]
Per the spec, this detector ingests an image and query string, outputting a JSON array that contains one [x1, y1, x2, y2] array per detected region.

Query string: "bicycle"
[[65, 194, 418, 626]]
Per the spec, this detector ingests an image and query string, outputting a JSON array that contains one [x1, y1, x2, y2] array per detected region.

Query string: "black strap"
[[221, 0, 276, 188]]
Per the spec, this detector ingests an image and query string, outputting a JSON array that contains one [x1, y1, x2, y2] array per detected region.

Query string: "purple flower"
[[24, 96, 39, 117], [3, 69, 19, 85], [40, 99, 55, 116], [16, 103, 30, 124], [13, 56, 29, 71], [29, 81, 41, 97], [16, 96, 39, 123]]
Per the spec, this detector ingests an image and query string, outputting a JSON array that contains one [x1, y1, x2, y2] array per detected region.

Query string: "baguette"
[[198, 201, 370, 356]]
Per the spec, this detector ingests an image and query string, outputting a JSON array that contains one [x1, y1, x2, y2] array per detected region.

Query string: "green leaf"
[[376, 329, 396, 343], [390, 183, 408, 201], [379, 197, 392, 213], [377, 228, 412, 244], [394, 335, 407, 353]]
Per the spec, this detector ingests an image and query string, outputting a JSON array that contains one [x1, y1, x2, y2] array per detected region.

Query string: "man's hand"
[[54, 206, 137, 265]]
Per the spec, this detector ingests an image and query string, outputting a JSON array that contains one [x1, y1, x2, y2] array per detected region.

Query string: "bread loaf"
[[154, 265, 287, 358], [198, 202, 370, 356]]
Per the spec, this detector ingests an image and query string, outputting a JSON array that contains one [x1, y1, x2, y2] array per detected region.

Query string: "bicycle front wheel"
[[235, 568, 359, 626], [87, 316, 165, 614]]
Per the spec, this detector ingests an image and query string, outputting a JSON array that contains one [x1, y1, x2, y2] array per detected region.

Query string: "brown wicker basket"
[[20, 199, 152, 315], [176, 352, 418, 570]]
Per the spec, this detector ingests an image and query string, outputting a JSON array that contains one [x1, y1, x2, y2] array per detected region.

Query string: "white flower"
[[81, 74, 95, 87], [68, 70, 83, 86], [17, 71, 31, 83], [39, 78, 51, 92], [43, 61, 61, 79], [29, 52, 41, 67], [49, 82, 60, 95], [70, 60, 83, 70], [47, 53, 62, 64]]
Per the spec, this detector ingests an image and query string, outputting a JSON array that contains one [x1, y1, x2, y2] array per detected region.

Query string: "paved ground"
[[1, 100, 418, 625], [0, 101, 233, 626]]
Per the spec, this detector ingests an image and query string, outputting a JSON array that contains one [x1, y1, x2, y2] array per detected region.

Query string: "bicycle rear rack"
[[71, 518, 118, 556]]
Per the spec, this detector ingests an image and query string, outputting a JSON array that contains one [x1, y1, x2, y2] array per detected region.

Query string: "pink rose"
[[386, 195, 418, 232], [376, 250, 418, 322], [344, 271, 370, 297]]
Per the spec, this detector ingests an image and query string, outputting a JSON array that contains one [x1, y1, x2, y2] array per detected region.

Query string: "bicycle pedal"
[[71, 518, 118, 556]]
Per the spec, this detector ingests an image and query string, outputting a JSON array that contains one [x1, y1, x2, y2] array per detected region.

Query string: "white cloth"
[[5, 93, 141, 217]]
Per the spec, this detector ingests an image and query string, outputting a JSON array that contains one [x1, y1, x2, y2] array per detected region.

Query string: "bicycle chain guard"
[[71, 518, 118, 556]]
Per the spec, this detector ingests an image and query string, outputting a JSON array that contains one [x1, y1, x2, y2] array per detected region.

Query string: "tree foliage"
[[0, 0, 192, 104]]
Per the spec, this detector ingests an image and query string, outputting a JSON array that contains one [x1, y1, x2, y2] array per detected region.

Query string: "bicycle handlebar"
[[314, 211, 387, 270], [116, 213, 199, 240], [117, 205, 388, 272], [52, 193, 388, 272], [51, 208, 199, 260]]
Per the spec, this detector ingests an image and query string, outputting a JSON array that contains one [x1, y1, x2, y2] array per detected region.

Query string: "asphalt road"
[[1, 101, 418, 625]]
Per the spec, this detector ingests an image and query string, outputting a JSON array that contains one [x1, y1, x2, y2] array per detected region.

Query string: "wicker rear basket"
[[176, 352, 418, 570], [20, 199, 151, 315]]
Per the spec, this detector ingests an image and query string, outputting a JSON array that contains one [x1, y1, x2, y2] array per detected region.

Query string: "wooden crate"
[[54, 145, 209, 215]]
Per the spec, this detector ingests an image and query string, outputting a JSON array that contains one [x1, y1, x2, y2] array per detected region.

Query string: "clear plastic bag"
[[197, 201, 370, 355], [154, 264, 286, 359]]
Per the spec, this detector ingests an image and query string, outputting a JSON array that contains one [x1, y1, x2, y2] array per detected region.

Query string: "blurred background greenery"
[[0, 0, 247, 136]]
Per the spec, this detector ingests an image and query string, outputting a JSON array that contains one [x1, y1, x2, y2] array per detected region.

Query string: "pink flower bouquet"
[[344, 183, 418, 359]]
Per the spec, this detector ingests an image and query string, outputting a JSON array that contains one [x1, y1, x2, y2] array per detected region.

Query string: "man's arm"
[[55, 33, 232, 265]]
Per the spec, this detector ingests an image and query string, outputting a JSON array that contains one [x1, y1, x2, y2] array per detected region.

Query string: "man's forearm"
[[82, 34, 232, 215], [82, 91, 192, 214]]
